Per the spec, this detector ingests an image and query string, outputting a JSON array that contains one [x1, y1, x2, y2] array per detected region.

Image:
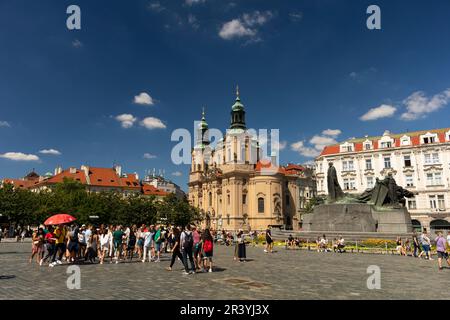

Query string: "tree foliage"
[[0, 178, 200, 226]]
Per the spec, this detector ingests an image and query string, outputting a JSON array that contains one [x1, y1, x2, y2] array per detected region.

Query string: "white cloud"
[[219, 19, 256, 40], [289, 12, 303, 22], [290, 141, 321, 158], [322, 129, 341, 137], [401, 88, 450, 121], [185, 0, 206, 6], [0, 121, 10, 127], [116, 114, 137, 128], [273, 140, 287, 151], [140, 117, 166, 130], [242, 11, 274, 26], [360, 104, 396, 121], [0, 152, 40, 161], [72, 39, 83, 48], [187, 14, 199, 29], [219, 11, 274, 41], [39, 149, 61, 156], [134, 92, 155, 105], [148, 2, 165, 12], [309, 135, 337, 151], [172, 171, 183, 176], [143, 153, 157, 159]]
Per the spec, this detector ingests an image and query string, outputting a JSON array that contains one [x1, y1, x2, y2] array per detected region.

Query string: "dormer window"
[[340, 142, 354, 153], [400, 135, 411, 146], [421, 132, 439, 144], [363, 139, 373, 151], [380, 141, 392, 148], [446, 130, 450, 141], [423, 136, 435, 144]]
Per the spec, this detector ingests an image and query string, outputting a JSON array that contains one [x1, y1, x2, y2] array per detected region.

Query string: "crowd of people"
[[0, 226, 29, 242], [18, 222, 450, 272], [28, 223, 259, 274]]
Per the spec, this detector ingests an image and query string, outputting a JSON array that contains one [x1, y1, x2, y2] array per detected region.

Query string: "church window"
[[258, 197, 265, 213]]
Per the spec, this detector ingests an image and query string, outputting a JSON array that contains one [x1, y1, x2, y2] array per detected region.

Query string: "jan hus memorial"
[[303, 162, 415, 233]]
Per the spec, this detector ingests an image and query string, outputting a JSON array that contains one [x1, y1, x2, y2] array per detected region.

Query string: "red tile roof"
[[45, 169, 87, 184], [319, 128, 450, 157], [255, 160, 287, 175], [142, 184, 169, 196], [2, 178, 33, 189], [88, 167, 121, 187], [120, 173, 141, 190]]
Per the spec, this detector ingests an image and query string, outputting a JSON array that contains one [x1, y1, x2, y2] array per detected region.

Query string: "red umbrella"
[[44, 213, 76, 226]]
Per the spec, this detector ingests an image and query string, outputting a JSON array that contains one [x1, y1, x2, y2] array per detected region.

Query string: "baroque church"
[[188, 88, 313, 231]]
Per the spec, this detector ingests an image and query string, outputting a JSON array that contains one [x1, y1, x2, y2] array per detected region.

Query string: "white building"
[[315, 128, 450, 233]]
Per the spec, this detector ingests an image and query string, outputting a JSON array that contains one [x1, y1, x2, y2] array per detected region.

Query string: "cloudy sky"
[[1, 0, 450, 190]]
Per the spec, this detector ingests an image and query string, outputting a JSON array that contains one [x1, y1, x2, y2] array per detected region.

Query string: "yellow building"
[[188, 89, 313, 231]]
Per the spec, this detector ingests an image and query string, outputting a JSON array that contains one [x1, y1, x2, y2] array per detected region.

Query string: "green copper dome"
[[230, 86, 246, 130], [232, 97, 244, 111]]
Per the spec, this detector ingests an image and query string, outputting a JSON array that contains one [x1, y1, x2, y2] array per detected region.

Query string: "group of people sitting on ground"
[[316, 235, 346, 253]]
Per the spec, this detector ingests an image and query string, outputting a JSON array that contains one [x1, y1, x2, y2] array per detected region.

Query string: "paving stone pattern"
[[1, 243, 449, 300]]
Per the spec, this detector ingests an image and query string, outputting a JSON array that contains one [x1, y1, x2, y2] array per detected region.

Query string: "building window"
[[430, 195, 445, 210], [342, 160, 354, 171], [384, 157, 391, 169], [365, 159, 372, 170], [366, 176, 374, 189], [401, 137, 410, 146], [343, 178, 356, 190], [227, 194, 230, 205], [438, 195, 445, 210], [319, 163, 323, 172], [405, 174, 414, 187], [423, 136, 435, 144], [426, 172, 442, 186], [404, 155, 411, 167], [286, 195, 290, 206], [408, 199, 417, 210], [424, 153, 440, 165], [242, 194, 246, 205], [258, 197, 265, 213], [381, 141, 392, 148], [209, 192, 212, 207], [364, 143, 371, 150]]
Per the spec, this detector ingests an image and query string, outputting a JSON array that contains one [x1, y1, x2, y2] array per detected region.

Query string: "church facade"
[[188, 89, 314, 231]]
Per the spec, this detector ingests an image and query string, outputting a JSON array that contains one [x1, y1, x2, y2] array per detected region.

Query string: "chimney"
[[134, 172, 139, 180], [81, 165, 89, 177], [69, 167, 77, 174], [114, 165, 122, 177], [54, 166, 63, 175]]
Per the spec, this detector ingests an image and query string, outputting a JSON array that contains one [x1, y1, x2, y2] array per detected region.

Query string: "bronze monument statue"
[[327, 162, 344, 202], [357, 173, 416, 207]]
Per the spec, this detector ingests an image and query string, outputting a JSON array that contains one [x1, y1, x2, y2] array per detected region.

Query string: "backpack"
[[203, 239, 213, 253], [182, 231, 193, 249]]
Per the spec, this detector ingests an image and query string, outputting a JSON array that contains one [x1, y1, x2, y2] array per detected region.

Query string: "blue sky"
[[1, 0, 450, 191]]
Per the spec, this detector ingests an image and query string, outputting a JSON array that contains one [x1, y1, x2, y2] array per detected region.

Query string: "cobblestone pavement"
[[1, 243, 449, 300]]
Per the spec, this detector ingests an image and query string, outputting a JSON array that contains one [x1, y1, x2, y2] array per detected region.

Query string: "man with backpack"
[[180, 224, 195, 275]]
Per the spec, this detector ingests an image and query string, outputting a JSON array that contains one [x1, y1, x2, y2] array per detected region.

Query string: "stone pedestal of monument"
[[302, 203, 413, 234]]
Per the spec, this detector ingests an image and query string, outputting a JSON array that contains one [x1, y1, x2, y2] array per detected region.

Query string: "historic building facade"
[[188, 90, 314, 231], [315, 128, 450, 233]]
